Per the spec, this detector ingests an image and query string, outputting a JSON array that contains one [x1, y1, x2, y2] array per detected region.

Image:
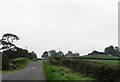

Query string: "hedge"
[[2, 54, 11, 70], [11, 58, 27, 67], [49, 58, 120, 82]]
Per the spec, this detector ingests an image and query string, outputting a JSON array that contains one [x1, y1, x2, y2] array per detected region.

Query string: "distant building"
[[65, 51, 79, 57]]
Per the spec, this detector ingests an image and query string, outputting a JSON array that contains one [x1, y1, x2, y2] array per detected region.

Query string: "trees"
[[88, 50, 105, 55], [49, 50, 64, 58], [2, 33, 19, 44], [104, 46, 120, 56], [15, 47, 28, 58], [0, 33, 35, 59], [0, 33, 20, 70], [0, 33, 38, 70], [41, 51, 49, 59], [42, 50, 64, 59], [28, 51, 37, 60], [56, 51, 64, 57], [0, 33, 19, 50], [2, 54, 11, 70], [0, 33, 20, 59], [49, 50, 56, 58]]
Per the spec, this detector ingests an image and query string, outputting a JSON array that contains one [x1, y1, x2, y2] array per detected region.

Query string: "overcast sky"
[[0, 0, 119, 57]]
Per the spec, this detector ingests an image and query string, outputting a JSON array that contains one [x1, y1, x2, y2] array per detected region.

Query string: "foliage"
[[11, 58, 28, 68], [49, 50, 64, 58], [0, 33, 19, 50], [104, 46, 120, 56], [0, 33, 37, 70], [49, 58, 120, 81], [49, 50, 56, 58], [2, 58, 30, 71], [28, 51, 37, 60], [87, 46, 120, 56], [2, 54, 11, 70], [88, 50, 105, 55], [2, 33, 19, 43], [43, 60, 94, 80], [41, 51, 49, 59], [2, 47, 29, 59]]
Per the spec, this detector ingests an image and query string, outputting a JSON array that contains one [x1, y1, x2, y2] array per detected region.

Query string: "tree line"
[[42, 46, 120, 59], [41, 50, 64, 59], [88, 45, 120, 56], [0, 33, 37, 70]]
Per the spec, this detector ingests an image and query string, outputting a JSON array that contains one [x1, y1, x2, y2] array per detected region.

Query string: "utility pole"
[[26, 46, 28, 50], [59, 48, 60, 51]]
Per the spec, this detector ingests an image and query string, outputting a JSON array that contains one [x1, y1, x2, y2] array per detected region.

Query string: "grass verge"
[[43, 60, 94, 80]]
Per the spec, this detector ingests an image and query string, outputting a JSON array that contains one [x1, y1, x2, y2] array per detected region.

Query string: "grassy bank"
[[3, 58, 31, 72], [43, 60, 94, 80]]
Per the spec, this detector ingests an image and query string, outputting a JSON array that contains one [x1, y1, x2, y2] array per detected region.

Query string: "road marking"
[[32, 67, 36, 70]]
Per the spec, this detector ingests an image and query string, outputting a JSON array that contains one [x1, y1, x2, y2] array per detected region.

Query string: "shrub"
[[2, 54, 11, 70], [50, 58, 120, 81], [11, 58, 27, 68]]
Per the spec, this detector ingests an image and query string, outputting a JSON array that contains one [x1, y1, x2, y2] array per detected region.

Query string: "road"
[[2, 60, 45, 80]]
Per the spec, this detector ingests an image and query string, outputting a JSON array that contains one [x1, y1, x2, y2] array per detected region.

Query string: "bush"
[[49, 58, 120, 81], [11, 58, 27, 67], [2, 54, 11, 70]]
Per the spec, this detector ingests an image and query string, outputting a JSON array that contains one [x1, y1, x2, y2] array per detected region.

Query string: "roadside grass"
[[43, 60, 94, 80], [2, 58, 31, 72]]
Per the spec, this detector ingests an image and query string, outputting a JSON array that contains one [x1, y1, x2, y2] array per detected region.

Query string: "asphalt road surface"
[[2, 60, 45, 80]]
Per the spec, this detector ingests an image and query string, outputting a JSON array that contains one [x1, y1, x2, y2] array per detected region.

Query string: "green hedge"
[[12, 58, 27, 64], [11, 58, 27, 67], [49, 58, 120, 81]]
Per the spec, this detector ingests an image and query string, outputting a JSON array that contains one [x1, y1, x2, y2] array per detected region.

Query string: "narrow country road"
[[2, 60, 45, 80]]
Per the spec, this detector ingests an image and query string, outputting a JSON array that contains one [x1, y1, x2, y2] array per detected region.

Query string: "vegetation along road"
[[2, 60, 45, 80]]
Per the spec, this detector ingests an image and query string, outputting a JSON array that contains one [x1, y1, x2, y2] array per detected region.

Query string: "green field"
[[80, 55, 120, 65], [88, 60, 119, 65], [80, 54, 119, 59], [43, 60, 94, 80]]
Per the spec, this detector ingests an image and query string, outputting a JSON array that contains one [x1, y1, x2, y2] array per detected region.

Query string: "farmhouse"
[[65, 51, 79, 57]]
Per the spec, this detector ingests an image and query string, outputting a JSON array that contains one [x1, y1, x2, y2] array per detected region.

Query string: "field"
[[80, 54, 119, 59], [88, 60, 119, 65], [75, 54, 120, 65]]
